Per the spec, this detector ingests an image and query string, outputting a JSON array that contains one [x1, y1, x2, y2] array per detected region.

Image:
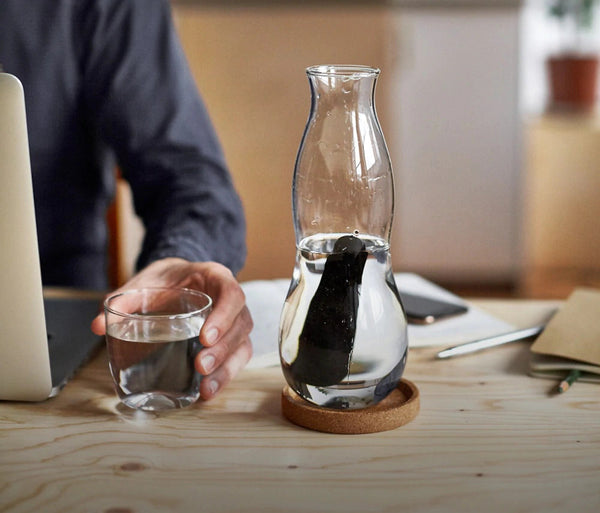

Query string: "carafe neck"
[[307, 65, 378, 116]]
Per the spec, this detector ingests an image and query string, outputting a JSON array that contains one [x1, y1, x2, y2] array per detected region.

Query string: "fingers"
[[195, 306, 254, 400], [198, 335, 253, 401], [195, 264, 247, 349], [197, 306, 253, 372]]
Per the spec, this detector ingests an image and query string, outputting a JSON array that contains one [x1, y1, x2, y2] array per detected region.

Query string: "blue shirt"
[[0, 0, 246, 289]]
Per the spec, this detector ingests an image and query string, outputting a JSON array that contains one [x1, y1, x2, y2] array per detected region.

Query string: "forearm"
[[83, 0, 247, 275], [134, 163, 247, 274]]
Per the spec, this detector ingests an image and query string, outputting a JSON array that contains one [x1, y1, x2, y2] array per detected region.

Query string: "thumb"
[[91, 312, 106, 336]]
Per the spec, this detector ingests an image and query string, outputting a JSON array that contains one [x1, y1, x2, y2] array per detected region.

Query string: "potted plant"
[[546, 0, 599, 112]]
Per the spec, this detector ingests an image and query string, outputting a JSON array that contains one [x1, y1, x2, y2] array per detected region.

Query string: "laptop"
[[0, 72, 103, 401]]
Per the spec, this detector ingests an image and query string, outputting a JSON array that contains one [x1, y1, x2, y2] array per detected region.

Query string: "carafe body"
[[279, 65, 408, 410]]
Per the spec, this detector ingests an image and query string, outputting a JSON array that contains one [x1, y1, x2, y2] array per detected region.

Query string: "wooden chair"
[[106, 172, 144, 289]]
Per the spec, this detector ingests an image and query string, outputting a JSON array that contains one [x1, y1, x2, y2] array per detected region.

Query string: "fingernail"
[[205, 327, 219, 345], [201, 354, 216, 373], [208, 379, 219, 395]]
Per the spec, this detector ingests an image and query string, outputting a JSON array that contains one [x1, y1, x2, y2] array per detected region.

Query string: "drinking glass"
[[104, 287, 212, 411]]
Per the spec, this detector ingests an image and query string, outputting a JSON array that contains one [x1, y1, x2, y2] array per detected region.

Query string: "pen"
[[436, 324, 545, 359], [558, 369, 582, 393]]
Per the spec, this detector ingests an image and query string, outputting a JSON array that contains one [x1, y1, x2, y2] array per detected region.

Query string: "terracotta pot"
[[547, 54, 599, 112]]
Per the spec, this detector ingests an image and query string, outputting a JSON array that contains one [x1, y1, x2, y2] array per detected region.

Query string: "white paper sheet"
[[242, 273, 515, 369]]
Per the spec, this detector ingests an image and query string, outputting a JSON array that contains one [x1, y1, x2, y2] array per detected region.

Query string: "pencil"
[[558, 369, 582, 394], [436, 325, 545, 359]]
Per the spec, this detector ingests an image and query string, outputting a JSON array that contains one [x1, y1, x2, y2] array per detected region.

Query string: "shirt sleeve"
[[78, 0, 246, 274]]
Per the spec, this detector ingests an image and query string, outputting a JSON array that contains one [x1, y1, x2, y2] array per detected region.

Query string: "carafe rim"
[[306, 64, 380, 78]]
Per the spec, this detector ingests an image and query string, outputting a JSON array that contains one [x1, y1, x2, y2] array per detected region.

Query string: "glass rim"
[[306, 64, 380, 78], [104, 287, 212, 320]]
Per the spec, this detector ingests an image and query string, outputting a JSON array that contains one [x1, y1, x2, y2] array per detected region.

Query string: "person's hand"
[[91, 257, 253, 400]]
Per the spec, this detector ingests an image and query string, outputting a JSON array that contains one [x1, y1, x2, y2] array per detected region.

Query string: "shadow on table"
[[502, 342, 536, 377]]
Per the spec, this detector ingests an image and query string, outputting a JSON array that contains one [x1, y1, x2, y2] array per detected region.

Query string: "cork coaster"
[[281, 378, 419, 434]]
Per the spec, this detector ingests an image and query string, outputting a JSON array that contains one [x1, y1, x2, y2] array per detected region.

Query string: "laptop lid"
[[0, 72, 53, 401]]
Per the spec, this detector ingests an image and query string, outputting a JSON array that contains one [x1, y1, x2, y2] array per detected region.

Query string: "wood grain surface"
[[1, 300, 599, 513]]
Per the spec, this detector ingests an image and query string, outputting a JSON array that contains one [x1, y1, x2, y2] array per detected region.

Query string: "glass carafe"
[[279, 65, 408, 410]]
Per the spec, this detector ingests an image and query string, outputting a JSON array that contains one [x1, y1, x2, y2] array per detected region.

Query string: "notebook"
[[0, 72, 103, 401], [529, 288, 600, 385]]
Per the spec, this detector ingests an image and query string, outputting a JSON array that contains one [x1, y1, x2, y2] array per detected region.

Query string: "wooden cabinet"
[[521, 114, 600, 298]]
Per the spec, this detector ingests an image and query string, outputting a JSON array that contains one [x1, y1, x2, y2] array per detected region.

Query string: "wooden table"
[[1, 300, 599, 513]]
